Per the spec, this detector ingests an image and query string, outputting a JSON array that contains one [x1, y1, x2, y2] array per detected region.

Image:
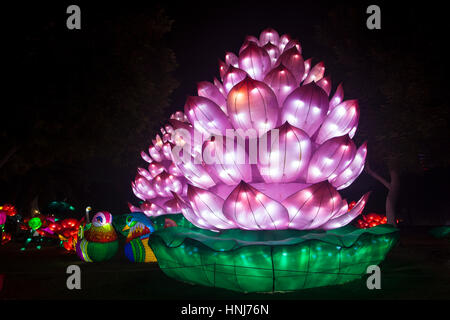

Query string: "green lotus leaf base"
[[429, 226, 450, 239], [148, 214, 399, 293]]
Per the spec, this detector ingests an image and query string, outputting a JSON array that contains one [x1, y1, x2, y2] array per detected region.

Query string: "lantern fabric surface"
[[131, 28, 398, 292], [122, 212, 157, 262], [130, 28, 369, 232], [76, 212, 118, 262], [148, 214, 398, 293]]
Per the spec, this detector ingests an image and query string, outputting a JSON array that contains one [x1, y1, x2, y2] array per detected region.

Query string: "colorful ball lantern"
[[128, 28, 398, 292], [76, 212, 118, 262], [356, 213, 388, 229], [0, 204, 17, 217], [28, 217, 43, 230]]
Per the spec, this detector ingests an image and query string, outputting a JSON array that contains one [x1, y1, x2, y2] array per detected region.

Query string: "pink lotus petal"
[[163, 198, 180, 214], [162, 142, 173, 160], [134, 175, 157, 199], [275, 47, 305, 84], [315, 99, 360, 144], [329, 199, 349, 220], [239, 38, 259, 54], [202, 135, 252, 185], [321, 192, 370, 230], [149, 145, 162, 162], [214, 77, 227, 98], [131, 182, 146, 201], [222, 66, 248, 94], [238, 43, 272, 80], [227, 76, 279, 135], [303, 61, 325, 84], [168, 162, 182, 176], [283, 39, 302, 54], [218, 59, 228, 80], [127, 202, 141, 213], [140, 151, 152, 163], [148, 162, 165, 178], [164, 124, 174, 135], [171, 153, 216, 189], [197, 81, 227, 114], [282, 181, 343, 229], [330, 142, 368, 190], [223, 181, 289, 230], [184, 96, 233, 136], [317, 75, 332, 96], [172, 192, 216, 230], [302, 58, 312, 82], [140, 200, 165, 217], [329, 83, 344, 111], [225, 52, 239, 67], [259, 27, 280, 46], [170, 111, 188, 122], [154, 134, 163, 149], [263, 64, 298, 106], [169, 119, 205, 158], [187, 185, 236, 229], [306, 135, 356, 184], [279, 34, 291, 52], [162, 133, 172, 143], [137, 167, 153, 181], [281, 82, 329, 136], [257, 122, 312, 183], [263, 42, 281, 66], [153, 171, 183, 197]]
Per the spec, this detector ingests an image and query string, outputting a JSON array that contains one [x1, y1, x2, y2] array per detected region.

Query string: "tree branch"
[[0, 145, 19, 169], [365, 161, 391, 190]]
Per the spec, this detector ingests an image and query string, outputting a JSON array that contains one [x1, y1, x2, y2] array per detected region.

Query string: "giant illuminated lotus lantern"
[[130, 28, 398, 293]]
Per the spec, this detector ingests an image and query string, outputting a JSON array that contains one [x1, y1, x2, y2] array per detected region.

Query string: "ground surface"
[[0, 227, 448, 300]]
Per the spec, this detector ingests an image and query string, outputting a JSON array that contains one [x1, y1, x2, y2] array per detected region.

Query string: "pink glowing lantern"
[[280, 82, 329, 136], [130, 28, 370, 231], [238, 43, 272, 81], [276, 47, 305, 84], [227, 76, 279, 134], [222, 181, 289, 230], [257, 122, 312, 183], [222, 66, 248, 94], [197, 81, 227, 114], [263, 64, 297, 106]]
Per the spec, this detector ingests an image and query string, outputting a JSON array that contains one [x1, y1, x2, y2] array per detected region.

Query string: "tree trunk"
[[365, 162, 400, 226], [385, 168, 400, 226], [0, 146, 18, 169]]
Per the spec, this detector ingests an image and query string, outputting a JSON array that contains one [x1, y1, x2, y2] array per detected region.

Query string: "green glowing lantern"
[[28, 217, 42, 230], [131, 27, 400, 293], [76, 212, 118, 262], [148, 214, 398, 293]]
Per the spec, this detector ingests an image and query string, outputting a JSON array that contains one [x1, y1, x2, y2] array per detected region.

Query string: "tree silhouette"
[[1, 5, 178, 213], [314, 4, 449, 224]]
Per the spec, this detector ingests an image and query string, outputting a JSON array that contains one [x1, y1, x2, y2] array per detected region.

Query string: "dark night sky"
[[9, 0, 446, 116], [160, 1, 417, 110], [3, 1, 449, 217], [159, 1, 447, 111]]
